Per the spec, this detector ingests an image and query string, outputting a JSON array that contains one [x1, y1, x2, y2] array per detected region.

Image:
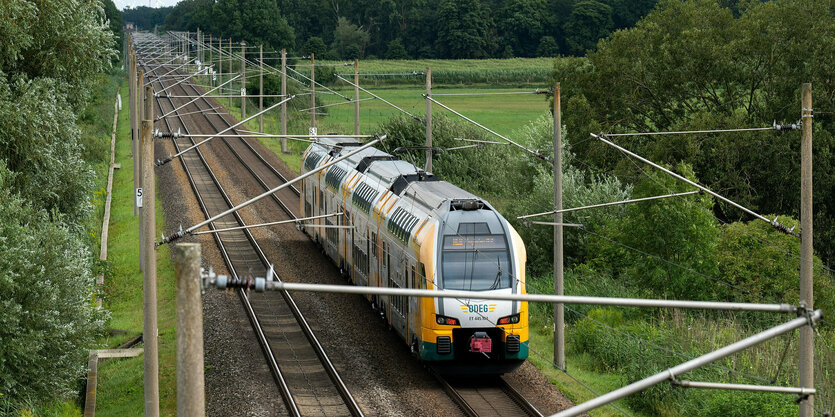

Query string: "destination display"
[[443, 235, 506, 251]]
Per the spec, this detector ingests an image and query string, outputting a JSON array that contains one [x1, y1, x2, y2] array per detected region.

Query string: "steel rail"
[[169, 59, 363, 417], [142, 59, 302, 417], [431, 368, 544, 417], [141, 51, 363, 416]]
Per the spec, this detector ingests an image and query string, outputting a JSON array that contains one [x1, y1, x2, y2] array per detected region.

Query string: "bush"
[[0, 163, 106, 403], [0, 74, 95, 225], [588, 163, 720, 301]]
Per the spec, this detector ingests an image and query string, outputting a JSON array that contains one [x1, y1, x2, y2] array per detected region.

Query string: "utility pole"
[[281, 49, 288, 152], [208, 34, 213, 88], [354, 59, 360, 135], [141, 84, 159, 417], [196, 28, 200, 72], [310, 53, 316, 132], [425, 67, 432, 172], [174, 243, 205, 417], [130, 51, 138, 217], [259, 44, 264, 133], [228, 38, 232, 108], [137, 68, 145, 271], [798, 83, 814, 417], [553, 82, 565, 370], [241, 41, 246, 119]]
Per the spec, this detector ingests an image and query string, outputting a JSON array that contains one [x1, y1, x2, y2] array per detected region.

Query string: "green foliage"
[[497, 0, 547, 57], [0, 0, 116, 408], [558, 0, 835, 266], [0, 0, 115, 111], [568, 309, 801, 416], [436, 0, 495, 59], [301, 36, 327, 57], [331, 17, 370, 60], [0, 74, 95, 225], [122, 6, 172, 30], [100, 0, 123, 59], [536, 36, 560, 57], [717, 216, 835, 314], [0, 163, 106, 403], [384, 39, 409, 60], [588, 163, 720, 300], [563, 1, 614, 55]]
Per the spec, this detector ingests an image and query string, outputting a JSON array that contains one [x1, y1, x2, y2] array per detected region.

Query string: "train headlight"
[[436, 315, 459, 326], [498, 313, 520, 325]]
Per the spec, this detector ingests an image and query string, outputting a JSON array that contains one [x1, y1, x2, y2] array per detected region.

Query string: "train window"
[[386, 207, 420, 243], [371, 232, 378, 258], [351, 182, 379, 213], [304, 152, 323, 171], [419, 263, 427, 289], [441, 234, 511, 291], [457, 222, 490, 235], [325, 165, 348, 191]]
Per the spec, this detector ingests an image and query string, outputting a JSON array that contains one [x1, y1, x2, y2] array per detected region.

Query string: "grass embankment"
[[93, 83, 178, 416]]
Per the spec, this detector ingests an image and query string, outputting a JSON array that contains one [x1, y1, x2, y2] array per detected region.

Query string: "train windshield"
[[441, 235, 512, 291]]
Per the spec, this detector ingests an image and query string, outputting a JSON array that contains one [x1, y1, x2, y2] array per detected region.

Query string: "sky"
[[116, 0, 180, 10]]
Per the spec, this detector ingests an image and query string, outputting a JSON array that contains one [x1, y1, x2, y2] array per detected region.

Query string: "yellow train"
[[300, 136, 529, 374]]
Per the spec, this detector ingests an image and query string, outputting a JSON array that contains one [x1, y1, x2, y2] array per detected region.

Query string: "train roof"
[[402, 181, 479, 211]]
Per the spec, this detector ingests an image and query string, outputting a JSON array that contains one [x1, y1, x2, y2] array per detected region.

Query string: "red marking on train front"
[[470, 335, 492, 353]]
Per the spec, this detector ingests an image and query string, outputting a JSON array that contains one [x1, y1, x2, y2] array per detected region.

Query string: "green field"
[[309, 57, 554, 86], [225, 85, 553, 174]]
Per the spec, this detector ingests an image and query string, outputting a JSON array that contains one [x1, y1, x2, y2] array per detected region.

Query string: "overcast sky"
[[116, 0, 180, 10]]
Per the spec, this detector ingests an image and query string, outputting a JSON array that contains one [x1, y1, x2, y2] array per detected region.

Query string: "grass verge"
[[94, 83, 178, 416]]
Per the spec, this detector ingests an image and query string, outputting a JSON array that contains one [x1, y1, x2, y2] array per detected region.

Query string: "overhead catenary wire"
[[336, 74, 423, 122], [158, 138, 383, 246], [426, 95, 551, 161], [156, 95, 296, 166], [431, 89, 550, 97], [517, 191, 701, 220], [593, 133, 799, 237], [603, 124, 798, 137]]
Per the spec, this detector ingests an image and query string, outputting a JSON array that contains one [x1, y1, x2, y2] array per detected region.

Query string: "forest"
[[122, 0, 661, 59]]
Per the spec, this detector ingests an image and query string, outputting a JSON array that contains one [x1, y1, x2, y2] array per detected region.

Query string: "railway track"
[[135, 32, 549, 417], [434, 371, 544, 417], [136, 34, 361, 417]]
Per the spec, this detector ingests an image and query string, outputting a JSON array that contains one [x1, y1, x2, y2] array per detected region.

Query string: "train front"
[[422, 199, 529, 375]]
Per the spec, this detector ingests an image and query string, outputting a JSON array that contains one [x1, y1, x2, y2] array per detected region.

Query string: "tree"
[[302, 36, 327, 57], [536, 35, 559, 57], [592, 164, 720, 300], [0, 163, 105, 402], [101, 0, 123, 60], [0, 0, 112, 406], [331, 17, 369, 59], [562, 0, 614, 55], [385, 38, 409, 59], [559, 0, 835, 264], [497, 0, 547, 57], [435, 0, 494, 58]]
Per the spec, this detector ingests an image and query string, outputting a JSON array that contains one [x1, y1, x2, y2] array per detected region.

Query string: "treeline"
[[556, 0, 835, 266], [0, 0, 121, 411], [122, 0, 660, 59]]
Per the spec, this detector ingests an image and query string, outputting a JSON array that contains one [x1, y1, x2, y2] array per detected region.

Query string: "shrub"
[[0, 163, 106, 403]]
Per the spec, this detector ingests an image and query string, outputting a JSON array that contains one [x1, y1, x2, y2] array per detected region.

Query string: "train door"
[[381, 240, 390, 322], [409, 264, 418, 345], [346, 210, 353, 279], [317, 188, 325, 245], [388, 252, 407, 339]]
